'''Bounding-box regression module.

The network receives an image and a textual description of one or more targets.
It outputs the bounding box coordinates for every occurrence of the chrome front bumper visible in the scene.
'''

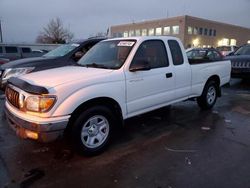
[5,105,70,142]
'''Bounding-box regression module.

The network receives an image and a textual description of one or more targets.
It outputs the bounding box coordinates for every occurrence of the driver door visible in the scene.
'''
[125,40,175,116]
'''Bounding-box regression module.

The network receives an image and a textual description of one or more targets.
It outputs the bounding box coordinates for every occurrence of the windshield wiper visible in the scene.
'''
[82,63,109,69]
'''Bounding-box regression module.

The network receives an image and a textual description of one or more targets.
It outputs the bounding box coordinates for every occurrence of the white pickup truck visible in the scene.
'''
[5,36,231,155]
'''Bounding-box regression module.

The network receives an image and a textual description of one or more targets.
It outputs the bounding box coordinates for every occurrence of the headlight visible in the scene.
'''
[2,67,35,81]
[25,95,56,112]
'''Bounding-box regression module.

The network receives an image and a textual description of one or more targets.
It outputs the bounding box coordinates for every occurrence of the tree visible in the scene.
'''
[89,31,108,38]
[94,32,107,37]
[36,17,74,44]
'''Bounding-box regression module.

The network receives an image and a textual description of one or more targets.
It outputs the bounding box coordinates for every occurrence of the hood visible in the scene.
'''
[20,66,114,89]
[0,56,56,69]
[224,55,250,62]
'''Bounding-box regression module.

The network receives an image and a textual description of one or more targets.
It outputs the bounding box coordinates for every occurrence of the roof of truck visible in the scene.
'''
[107,36,179,41]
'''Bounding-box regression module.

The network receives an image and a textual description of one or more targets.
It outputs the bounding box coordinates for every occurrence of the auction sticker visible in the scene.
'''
[118,41,135,47]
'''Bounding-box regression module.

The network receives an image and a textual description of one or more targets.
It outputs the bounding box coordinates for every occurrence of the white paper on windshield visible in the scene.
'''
[71,43,80,47]
[117,41,135,47]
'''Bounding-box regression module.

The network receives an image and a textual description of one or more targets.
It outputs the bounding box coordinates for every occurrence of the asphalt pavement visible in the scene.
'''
[0,79,250,188]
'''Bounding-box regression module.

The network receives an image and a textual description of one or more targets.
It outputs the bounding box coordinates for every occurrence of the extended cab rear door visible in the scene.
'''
[125,39,175,117]
[168,40,191,100]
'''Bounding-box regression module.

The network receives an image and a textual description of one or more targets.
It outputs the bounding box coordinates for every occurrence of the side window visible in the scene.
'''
[21,47,31,53]
[81,42,95,54]
[213,51,222,60]
[207,51,214,60]
[0,46,2,53]
[75,42,97,58]
[5,46,18,53]
[131,40,169,69]
[168,40,184,65]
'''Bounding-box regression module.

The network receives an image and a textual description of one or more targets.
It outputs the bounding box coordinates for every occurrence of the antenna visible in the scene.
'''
[183,3,187,15]
[0,19,3,43]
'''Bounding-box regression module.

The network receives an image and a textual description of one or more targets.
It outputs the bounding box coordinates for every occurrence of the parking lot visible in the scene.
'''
[0,79,250,188]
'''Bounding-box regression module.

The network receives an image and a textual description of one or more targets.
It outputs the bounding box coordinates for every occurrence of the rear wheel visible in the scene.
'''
[71,106,115,155]
[197,80,218,110]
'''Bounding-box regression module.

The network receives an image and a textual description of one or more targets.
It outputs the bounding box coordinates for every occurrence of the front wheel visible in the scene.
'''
[197,80,218,110]
[71,106,115,155]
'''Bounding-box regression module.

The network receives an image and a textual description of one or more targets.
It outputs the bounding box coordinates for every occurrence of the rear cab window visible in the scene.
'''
[168,40,184,65]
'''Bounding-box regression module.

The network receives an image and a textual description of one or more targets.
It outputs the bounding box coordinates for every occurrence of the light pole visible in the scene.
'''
[0,19,3,43]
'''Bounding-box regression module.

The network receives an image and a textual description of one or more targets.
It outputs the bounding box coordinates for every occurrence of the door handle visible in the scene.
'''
[165,73,173,78]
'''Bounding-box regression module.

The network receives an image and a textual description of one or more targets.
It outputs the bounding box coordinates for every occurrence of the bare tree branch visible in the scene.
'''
[36,17,74,44]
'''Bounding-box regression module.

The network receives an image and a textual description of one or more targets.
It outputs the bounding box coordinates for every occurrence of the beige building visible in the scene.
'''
[110,15,250,48]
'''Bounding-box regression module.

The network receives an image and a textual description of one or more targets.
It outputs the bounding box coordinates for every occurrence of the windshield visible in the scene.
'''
[234,45,250,55]
[187,50,207,59]
[77,40,136,69]
[43,43,80,57]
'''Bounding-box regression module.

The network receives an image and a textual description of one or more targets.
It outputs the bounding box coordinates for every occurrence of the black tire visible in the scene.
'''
[197,80,218,110]
[71,106,115,156]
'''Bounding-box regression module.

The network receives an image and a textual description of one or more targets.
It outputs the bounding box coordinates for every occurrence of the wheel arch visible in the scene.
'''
[204,75,221,97]
[66,97,124,132]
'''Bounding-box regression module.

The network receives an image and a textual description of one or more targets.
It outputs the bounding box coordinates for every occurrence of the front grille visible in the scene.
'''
[6,86,20,109]
[232,61,250,68]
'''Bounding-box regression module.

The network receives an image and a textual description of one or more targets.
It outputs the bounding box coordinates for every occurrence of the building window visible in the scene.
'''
[204,28,208,36]
[123,31,128,37]
[129,30,135,37]
[213,29,216,36]
[155,27,162,35]
[135,29,141,36]
[193,27,198,35]
[209,29,213,36]
[163,26,170,35]
[172,26,179,35]
[192,38,199,47]
[222,38,229,46]
[230,39,237,46]
[141,29,147,36]
[188,26,192,35]
[115,33,123,37]
[199,28,203,35]
[148,28,155,36]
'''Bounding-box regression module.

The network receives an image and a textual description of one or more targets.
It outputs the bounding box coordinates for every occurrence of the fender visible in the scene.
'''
[51,81,127,119]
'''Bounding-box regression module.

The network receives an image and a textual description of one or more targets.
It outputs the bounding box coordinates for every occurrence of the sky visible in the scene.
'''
[0,0,250,43]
